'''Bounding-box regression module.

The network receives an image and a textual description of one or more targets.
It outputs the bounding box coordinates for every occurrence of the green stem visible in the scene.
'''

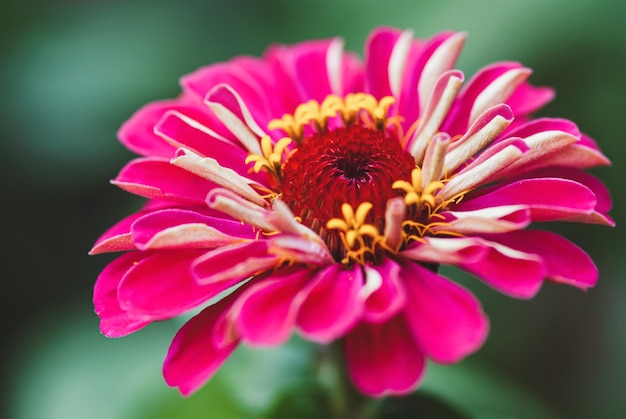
[317,341,381,419]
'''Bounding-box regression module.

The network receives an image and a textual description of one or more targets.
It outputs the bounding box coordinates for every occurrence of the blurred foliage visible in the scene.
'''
[2,0,625,418]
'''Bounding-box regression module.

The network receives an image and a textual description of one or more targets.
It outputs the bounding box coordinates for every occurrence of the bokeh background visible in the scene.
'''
[2,0,624,418]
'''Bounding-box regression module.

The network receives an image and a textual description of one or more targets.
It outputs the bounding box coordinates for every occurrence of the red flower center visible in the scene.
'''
[281,125,415,228]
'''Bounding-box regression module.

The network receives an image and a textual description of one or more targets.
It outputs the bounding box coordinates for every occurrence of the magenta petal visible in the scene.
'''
[365,28,403,99]
[297,264,363,343]
[234,269,311,346]
[516,166,613,225]
[154,111,265,181]
[345,316,425,397]
[131,208,254,250]
[292,39,337,101]
[459,238,545,298]
[506,82,554,116]
[191,240,277,285]
[362,260,407,323]
[163,297,239,396]
[118,250,222,319]
[402,262,489,364]
[93,252,151,337]
[112,157,216,205]
[457,178,597,221]
[488,230,598,290]
[90,211,145,254]
[181,61,272,132]
[117,100,181,158]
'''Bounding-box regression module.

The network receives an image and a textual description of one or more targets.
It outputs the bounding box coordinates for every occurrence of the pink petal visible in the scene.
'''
[506,166,613,225]
[365,28,403,99]
[439,205,531,234]
[345,316,426,397]
[155,111,266,182]
[459,238,546,299]
[443,62,526,135]
[396,31,463,128]
[292,39,339,101]
[506,81,554,116]
[401,237,487,265]
[112,157,216,205]
[296,264,363,342]
[90,211,145,255]
[205,84,266,154]
[234,268,312,346]
[487,230,598,290]
[456,178,597,221]
[191,240,278,285]
[117,100,182,158]
[181,61,272,134]
[416,32,466,112]
[93,252,151,337]
[118,249,224,319]
[163,296,239,396]
[445,104,514,172]
[402,262,489,364]
[362,260,407,323]
[131,208,255,250]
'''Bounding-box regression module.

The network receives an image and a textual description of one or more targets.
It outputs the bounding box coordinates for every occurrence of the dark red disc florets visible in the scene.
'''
[281,125,415,227]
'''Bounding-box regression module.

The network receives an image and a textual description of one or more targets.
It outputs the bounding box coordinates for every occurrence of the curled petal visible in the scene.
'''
[90,211,145,254]
[112,157,215,205]
[192,240,277,285]
[207,188,274,231]
[457,178,597,222]
[439,205,531,234]
[205,84,265,155]
[362,260,407,323]
[445,104,514,172]
[440,142,527,199]
[131,208,254,250]
[401,237,487,265]
[171,148,266,206]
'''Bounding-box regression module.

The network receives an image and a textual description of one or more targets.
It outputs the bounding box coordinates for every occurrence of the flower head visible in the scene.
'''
[92,28,613,397]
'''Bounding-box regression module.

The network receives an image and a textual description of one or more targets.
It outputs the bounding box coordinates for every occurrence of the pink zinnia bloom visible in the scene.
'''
[92,28,613,397]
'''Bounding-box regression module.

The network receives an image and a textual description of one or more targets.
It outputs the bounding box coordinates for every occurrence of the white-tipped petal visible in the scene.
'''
[388,30,414,98]
[205,84,264,155]
[383,197,406,250]
[408,70,464,163]
[418,32,467,111]
[360,266,383,300]
[207,189,275,231]
[445,104,514,172]
[440,143,524,199]
[421,132,450,187]
[469,68,530,123]
[172,148,266,206]
[327,37,345,95]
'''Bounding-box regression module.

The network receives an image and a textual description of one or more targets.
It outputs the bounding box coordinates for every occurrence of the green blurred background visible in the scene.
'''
[2,0,624,417]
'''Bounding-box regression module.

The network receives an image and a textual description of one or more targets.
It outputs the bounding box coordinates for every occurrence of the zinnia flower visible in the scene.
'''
[92,27,613,397]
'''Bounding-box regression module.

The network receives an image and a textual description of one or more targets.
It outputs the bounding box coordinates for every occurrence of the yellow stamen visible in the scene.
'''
[392,167,446,214]
[245,136,293,182]
[268,94,396,143]
[326,202,386,265]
